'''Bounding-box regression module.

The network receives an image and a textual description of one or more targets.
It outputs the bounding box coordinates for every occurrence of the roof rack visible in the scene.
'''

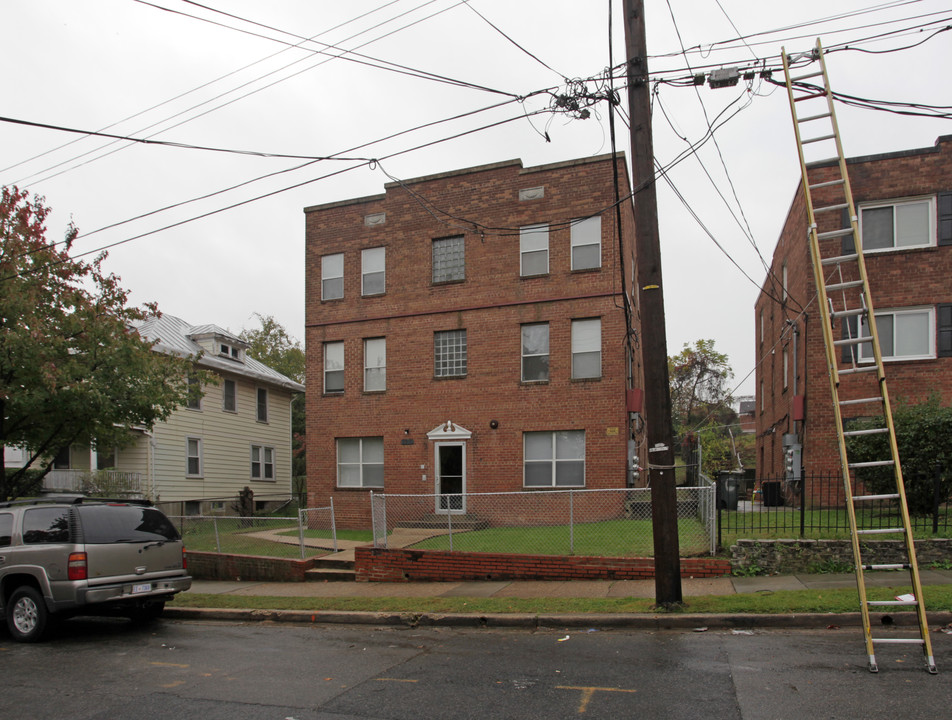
[0,495,153,508]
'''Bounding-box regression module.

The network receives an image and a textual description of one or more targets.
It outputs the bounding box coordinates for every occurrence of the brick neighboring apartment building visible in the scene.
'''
[756,135,952,492]
[303,154,643,527]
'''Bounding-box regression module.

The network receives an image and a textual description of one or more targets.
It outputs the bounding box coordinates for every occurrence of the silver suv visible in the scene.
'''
[0,497,191,642]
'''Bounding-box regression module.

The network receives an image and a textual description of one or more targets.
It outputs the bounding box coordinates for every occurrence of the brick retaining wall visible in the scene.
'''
[187,550,317,582]
[354,547,731,582]
[731,538,952,574]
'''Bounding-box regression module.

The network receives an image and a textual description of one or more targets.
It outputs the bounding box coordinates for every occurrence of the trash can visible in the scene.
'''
[717,472,740,510]
[761,480,783,507]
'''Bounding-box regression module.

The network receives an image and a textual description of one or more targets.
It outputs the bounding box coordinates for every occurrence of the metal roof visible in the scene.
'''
[134,314,304,393]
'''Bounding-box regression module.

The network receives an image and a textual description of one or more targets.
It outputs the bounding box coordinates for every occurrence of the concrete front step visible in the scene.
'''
[305,567,356,582]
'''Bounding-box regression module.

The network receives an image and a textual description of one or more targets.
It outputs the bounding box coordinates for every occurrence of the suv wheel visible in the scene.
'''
[6,586,49,643]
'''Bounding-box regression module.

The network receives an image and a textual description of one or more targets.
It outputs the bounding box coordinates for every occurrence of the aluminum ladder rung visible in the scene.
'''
[849,460,894,469]
[798,110,833,124]
[802,133,836,145]
[831,307,866,319]
[833,335,869,347]
[856,527,904,535]
[818,229,854,242]
[863,563,909,571]
[838,365,878,376]
[825,279,864,292]
[868,599,919,607]
[839,396,883,407]
[843,427,888,437]
[814,202,849,214]
[852,493,900,502]
[871,638,925,645]
[809,178,843,189]
[791,69,824,82]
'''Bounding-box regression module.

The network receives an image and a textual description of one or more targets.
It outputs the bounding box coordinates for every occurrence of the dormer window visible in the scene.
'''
[219,342,243,361]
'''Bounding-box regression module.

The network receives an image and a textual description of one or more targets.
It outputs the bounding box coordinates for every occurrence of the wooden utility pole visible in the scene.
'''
[622,0,682,605]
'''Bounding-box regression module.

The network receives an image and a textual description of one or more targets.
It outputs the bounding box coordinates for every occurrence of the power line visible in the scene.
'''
[0,115,375,161]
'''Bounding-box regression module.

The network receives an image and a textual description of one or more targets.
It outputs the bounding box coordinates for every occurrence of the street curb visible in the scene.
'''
[165,607,952,630]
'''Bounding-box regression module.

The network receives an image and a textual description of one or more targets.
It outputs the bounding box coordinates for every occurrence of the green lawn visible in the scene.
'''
[173,583,952,615]
[406,518,711,557]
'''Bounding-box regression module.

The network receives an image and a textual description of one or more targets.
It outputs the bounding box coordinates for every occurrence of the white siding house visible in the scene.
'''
[30,315,304,508]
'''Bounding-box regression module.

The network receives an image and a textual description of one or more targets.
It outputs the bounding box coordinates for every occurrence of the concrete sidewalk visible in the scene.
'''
[186,568,952,601]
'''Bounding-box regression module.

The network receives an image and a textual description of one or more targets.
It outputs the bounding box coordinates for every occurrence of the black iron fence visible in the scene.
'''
[716,472,951,547]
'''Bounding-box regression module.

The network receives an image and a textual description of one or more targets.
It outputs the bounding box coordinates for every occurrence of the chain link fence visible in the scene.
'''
[371,484,716,557]
[169,502,338,559]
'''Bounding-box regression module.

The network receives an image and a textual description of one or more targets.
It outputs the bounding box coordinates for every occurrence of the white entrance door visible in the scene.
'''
[435,442,465,514]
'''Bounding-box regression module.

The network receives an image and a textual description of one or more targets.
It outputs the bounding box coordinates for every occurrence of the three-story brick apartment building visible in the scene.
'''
[304,154,644,527]
[756,135,952,497]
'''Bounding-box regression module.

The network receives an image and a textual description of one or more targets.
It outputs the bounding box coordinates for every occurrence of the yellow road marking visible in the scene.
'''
[556,686,638,714]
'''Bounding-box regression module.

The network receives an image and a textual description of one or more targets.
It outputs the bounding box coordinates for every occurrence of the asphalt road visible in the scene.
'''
[1,616,949,719]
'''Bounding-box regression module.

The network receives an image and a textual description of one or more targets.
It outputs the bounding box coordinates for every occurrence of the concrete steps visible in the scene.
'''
[305,556,356,582]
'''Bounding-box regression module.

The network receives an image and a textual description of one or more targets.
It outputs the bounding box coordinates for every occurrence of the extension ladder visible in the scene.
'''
[781,39,936,674]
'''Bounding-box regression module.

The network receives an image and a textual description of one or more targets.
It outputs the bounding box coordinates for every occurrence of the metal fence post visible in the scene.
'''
[448,499,453,552]
[212,516,221,554]
[569,489,575,554]
[298,509,306,560]
[330,496,338,552]
[799,473,806,537]
[370,491,377,548]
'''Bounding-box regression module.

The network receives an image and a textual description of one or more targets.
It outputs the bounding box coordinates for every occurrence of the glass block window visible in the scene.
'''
[435,329,467,377]
[432,236,465,283]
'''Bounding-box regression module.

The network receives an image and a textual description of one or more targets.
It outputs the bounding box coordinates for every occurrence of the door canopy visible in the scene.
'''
[427,420,472,441]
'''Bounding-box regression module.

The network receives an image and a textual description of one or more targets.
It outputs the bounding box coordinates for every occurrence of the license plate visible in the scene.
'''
[132,583,152,594]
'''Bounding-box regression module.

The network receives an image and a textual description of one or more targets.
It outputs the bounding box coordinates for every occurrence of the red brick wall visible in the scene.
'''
[756,136,952,489]
[354,546,731,582]
[186,551,316,582]
[304,155,642,528]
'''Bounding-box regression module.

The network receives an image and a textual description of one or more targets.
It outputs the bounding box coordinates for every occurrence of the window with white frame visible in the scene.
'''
[322,253,344,300]
[524,430,585,487]
[364,337,386,391]
[521,323,549,382]
[256,387,268,422]
[435,329,467,377]
[858,307,935,362]
[186,437,202,477]
[362,246,385,296]
[223,379,237,412]
[432,236,465,283]
[251,444,275,481]
[324,341,345,393]
[571,318,601,379]
[571,216,601,270]
[520,224,549,276]
[337,437,383,488]
[860,197,934,251]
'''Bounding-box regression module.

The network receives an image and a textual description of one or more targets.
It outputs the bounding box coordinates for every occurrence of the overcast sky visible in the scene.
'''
[3,0,950,396]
